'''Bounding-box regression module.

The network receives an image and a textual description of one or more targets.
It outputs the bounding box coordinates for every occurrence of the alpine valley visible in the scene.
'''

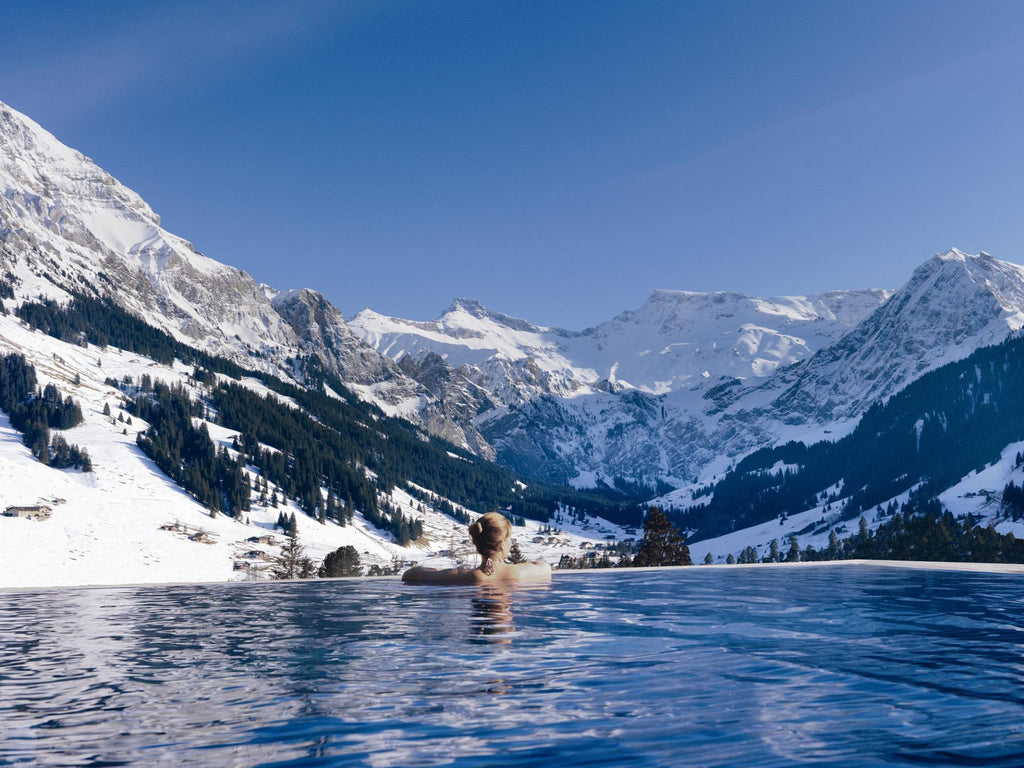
[3,100,1024,588]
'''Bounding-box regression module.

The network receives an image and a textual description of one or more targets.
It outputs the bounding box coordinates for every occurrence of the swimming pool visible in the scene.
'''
[2,565,1023,766]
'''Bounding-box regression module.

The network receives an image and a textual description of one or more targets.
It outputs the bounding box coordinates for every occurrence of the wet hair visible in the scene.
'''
[468,513,512,574]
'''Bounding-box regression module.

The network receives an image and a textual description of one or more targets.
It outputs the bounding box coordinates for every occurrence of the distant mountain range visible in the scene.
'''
[4,98,1024,584]
[352,249,1024,496]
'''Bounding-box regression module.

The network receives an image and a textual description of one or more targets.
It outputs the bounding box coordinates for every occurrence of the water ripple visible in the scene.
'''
[3,568,1024,766]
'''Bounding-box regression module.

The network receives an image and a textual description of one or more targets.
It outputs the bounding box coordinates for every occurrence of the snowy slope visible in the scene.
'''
[0,100,493,452]
[688,440,1024,566]
[765,250,1024,423]
[352,289,889,400]
[360,250,1024,492]
[0,311,627,588]
[352,289,891,488]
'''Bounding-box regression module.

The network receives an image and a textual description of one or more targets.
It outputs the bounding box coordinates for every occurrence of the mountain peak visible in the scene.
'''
[927,248,999,271]
[442,298,546,334]
[936,247,969,261]
[909,249,1024,304]
[446,297,489,317]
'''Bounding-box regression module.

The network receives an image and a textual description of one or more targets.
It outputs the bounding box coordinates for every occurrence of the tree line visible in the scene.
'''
[17,291,642,533]
[672,334,1024,543]
[0,352,91,470]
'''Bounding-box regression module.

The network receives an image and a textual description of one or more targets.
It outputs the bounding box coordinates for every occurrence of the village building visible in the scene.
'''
[3,505,52,521]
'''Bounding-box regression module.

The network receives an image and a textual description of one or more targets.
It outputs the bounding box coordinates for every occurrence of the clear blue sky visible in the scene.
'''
[3,1,1024,329]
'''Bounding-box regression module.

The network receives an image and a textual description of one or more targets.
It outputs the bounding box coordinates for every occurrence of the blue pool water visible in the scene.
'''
[2,566,1024,767]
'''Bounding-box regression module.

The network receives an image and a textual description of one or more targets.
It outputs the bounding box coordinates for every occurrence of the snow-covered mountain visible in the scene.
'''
[765,249,1024,423]
[9,98,1024,495]
[353,289,890,400]
[0,100,494,452]
[5,100,1024,585]
[352,289,896,486]
[355,250,1024,492]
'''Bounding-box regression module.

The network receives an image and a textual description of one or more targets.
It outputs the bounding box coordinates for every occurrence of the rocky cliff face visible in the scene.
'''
[352,286,895,488]
[355,252,1024,491]
[764,250,1024,423]
[0,102,296,361]
[0,101,477,438]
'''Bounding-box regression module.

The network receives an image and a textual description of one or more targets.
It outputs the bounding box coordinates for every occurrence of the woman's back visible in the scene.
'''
[402,512,551,586]
[401,560,550,586]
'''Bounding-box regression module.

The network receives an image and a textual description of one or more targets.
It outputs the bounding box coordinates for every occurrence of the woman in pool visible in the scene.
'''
[402,512,551,585]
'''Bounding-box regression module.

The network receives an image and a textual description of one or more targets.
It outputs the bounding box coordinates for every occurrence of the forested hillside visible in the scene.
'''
[14,293,645,534]
[675,334,1024,541]
[0,351,90,470]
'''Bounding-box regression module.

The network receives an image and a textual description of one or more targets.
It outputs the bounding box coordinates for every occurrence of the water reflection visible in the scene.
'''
[469,586,515,646]
[3,569,1024,766]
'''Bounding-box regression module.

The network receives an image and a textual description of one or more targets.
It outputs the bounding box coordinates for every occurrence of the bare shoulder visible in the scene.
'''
[511,560,552,583]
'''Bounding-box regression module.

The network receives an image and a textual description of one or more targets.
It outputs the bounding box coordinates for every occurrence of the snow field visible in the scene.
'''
[0,312,635,588]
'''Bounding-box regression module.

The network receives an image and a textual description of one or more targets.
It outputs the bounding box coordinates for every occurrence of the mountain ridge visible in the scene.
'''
[7,100,1024,494]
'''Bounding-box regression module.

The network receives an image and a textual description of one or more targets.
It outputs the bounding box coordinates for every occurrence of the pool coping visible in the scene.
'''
[2,558,1023,592]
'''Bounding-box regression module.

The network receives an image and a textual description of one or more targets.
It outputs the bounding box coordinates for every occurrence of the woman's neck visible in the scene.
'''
[480,554,511,575]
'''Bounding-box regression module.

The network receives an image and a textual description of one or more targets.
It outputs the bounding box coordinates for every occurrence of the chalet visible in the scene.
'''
[3,505,51,521]
[233,561,251,571]
[246,535,277,545]
[189,531,213,544]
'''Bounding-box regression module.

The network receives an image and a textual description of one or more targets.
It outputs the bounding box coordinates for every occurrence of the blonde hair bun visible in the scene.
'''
[468,512,512,558]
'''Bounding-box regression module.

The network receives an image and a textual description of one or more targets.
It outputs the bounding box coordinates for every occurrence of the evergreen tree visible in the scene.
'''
[632,507,691,567]
[318,545,362,577]
[827,530,842,559]
[272,529,316,579]
[557,553,578,569]
[507,540,526,564]
[786,535,801,562]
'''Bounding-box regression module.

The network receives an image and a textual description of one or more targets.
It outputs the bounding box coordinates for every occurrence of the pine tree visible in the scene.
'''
[318,545,362,577]
[272,529,316,579]
[507,540,526,564]
[827,530,842,559]
[786,535,800,562]
[632,507,691,567]
[703,552,713,565]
